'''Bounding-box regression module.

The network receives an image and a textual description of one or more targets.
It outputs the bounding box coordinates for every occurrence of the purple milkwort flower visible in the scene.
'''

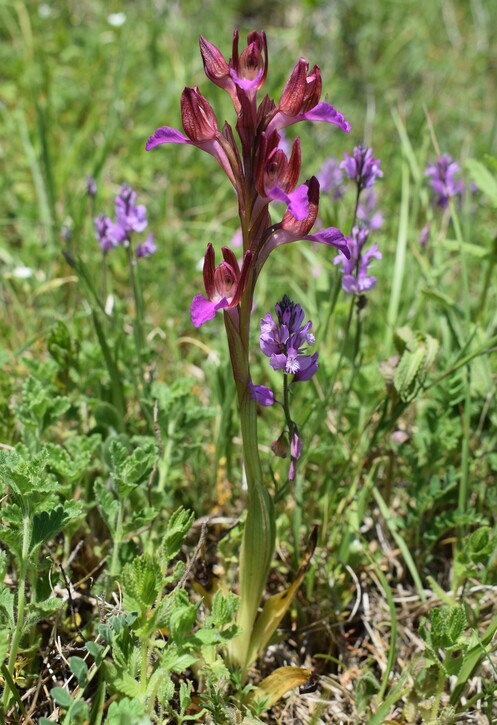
[94,184,155,258]
[250,295,318,406]
[425,154,464,208]
[94,214,124,252]
[357,188,383,230]
[317,157,344,199]
[115,184,148,238]
[334,225,382,294]
[341,145,383,190]
[248,383,275,407]
[136,233,157,258]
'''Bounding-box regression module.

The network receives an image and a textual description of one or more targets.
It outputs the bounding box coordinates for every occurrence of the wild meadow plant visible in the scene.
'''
[146,28,351,681]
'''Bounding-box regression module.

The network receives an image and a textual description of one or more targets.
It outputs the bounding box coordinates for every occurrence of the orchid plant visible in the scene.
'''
[147,29,350,678]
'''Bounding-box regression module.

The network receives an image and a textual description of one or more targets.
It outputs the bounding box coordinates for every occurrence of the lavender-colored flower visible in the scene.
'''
[248,383,275,407]
[95,185,156,258]
[115,184,148,237]
[94,214,124,252]
[357,188,383,230]
[425,154,464,208]
[341,145,383,190]
[317,157,344,199]
[136,233,157,258]
[334,225,382,294]
[257,295,318,385]
[250,296,318,405]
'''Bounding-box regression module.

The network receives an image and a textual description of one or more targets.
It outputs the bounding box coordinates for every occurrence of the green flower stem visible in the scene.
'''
[386,152,410,351]
[126,242,145,366]
[449,201,471,526]
[3,514,30,710]
[224,297,275,676]
[282,373,294,435]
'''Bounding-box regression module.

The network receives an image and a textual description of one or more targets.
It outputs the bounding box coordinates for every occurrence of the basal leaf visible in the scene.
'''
[248,666,312,712]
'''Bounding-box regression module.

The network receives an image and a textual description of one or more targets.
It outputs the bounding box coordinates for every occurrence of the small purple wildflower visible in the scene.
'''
[341,145,383,190]
[136,233,157,258]
[425,154,464,208]
[94,214,124,252]
[357,188,383,230]
[261,295,318,380]
[317,157,344,199]
[248,383,275,407]
[334,225,382,294]
[94,184,155,259]
[250,295,318,407]
[115,184,148,238]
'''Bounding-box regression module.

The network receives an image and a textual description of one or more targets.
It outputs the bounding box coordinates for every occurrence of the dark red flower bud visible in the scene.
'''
[181,87,219,143]
[199,36,230,82]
